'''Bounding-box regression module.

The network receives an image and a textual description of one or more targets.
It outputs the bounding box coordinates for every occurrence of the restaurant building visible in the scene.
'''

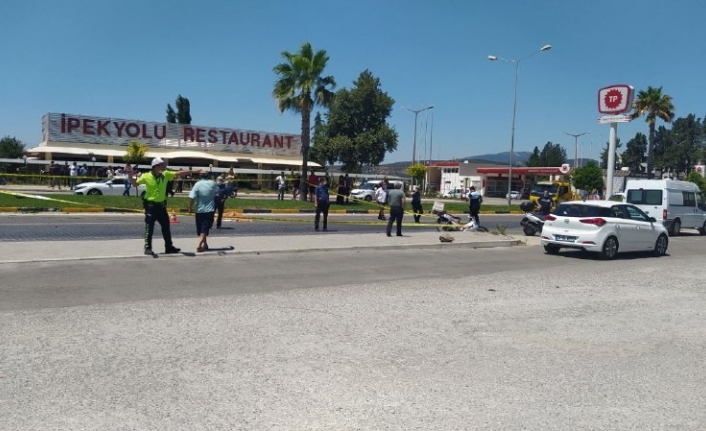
[26,113,319,173]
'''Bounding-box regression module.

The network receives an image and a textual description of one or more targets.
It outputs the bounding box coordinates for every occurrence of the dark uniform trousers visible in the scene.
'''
[315,202,329,230]
[143,200,174,250]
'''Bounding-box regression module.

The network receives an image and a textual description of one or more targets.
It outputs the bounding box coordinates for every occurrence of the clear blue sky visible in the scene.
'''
[2,0,705,164]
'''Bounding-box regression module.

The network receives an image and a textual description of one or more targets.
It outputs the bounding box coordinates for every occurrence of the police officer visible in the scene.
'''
[127,158,195,255]
[538,189,554,216]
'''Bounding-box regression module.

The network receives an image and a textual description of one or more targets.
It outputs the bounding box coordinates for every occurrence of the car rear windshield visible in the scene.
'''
[554,204,610,218]
[626,189,662,205]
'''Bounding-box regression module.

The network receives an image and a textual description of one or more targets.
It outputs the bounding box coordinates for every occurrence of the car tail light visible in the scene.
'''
[545,214,556,221]
[662,209,668,220]
[580,217,607,227]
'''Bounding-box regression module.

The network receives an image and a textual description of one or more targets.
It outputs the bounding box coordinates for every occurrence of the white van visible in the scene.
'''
[624,179,706,236]
[350,180,404,202]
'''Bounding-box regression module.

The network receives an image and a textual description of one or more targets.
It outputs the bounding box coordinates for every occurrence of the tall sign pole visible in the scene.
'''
[597,85,634,199]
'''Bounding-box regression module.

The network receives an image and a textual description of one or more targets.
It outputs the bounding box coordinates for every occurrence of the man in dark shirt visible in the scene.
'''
[314,176,330,231]
[386,183,406,237]
[214,176,228,229]
[538,190,554,215]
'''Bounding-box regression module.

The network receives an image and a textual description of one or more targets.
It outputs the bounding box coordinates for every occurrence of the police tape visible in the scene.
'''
[0,189,460,228]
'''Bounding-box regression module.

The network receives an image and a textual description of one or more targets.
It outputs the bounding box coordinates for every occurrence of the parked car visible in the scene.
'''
[442,187,467,199]
[506,190,522,200]
[74,176,145,196]
[540,200,669,260]
[350,180,404,202]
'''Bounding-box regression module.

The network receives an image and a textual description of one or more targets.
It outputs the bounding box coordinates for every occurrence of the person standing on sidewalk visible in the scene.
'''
[411,185,423,223]
[375,184,387,220]
[314,176,330,231]
[468,186,483,226]
[188,171,218,252]
[386,183,406,237]
[214,175,228,229]
[276,171,287,201]
[126,158,194,256]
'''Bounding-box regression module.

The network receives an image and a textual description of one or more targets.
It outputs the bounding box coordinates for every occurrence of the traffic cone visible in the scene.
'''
[169,213,179,224]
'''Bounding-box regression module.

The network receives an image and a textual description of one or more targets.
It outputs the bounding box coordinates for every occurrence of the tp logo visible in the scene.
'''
[598,85,634,114]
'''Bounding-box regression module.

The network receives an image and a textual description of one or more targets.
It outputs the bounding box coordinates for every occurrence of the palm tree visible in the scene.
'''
[631,86,675,178]
[272,42,336,200]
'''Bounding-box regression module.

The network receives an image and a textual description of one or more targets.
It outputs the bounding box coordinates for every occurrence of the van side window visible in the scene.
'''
[626,189,662,205]
[683,191,696,207]
[698,193,706,211]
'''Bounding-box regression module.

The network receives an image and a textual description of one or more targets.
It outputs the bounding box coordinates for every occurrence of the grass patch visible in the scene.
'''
[0,192,522,213]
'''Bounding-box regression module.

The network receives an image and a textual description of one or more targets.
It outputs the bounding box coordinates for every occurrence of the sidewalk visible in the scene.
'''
[0,231,534,264]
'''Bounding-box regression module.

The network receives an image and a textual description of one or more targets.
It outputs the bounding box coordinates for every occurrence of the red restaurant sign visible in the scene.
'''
[42,113,301,157]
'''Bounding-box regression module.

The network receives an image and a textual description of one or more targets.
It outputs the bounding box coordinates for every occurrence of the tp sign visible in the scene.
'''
[560,164,571,174]
[598,85,634,114]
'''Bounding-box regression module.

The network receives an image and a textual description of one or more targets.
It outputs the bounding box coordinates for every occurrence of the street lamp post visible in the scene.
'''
[91,156,96,176]
[488,44,552,205]
[564,131,591,170]
[403,105,434,168]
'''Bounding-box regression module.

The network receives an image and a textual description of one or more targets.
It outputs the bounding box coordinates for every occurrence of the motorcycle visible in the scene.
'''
[227,181,238,198]
[519,201,546,236]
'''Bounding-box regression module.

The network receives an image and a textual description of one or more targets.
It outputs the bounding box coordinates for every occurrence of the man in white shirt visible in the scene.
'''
[69,162,78,190]
[275,171,287,201]
[375,185,387,220]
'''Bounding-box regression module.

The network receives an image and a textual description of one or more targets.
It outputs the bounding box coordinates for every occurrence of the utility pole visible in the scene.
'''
[564,131,591,169]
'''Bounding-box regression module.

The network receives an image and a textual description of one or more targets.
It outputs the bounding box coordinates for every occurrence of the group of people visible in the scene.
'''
[126,158,232,255]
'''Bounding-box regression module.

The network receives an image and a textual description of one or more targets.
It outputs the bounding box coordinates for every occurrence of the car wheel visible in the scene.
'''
[87,189,102,196]
[670,219,681,236]
[543,244,560,254]
[699,220,706,236]
[652,233,668,257]
[364,195,372,202]
[600,236,619,260]
[522,225,536,236]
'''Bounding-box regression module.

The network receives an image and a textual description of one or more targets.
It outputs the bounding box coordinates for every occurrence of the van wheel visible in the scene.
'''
[543,244,560,254]
[600,236,619,260]
[670,219,681,236]
[652,234,668,256]
[699,221,706,235]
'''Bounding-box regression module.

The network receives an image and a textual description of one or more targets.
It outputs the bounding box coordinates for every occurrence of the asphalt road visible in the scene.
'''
[2,238,706,430]
[0,213,524,241]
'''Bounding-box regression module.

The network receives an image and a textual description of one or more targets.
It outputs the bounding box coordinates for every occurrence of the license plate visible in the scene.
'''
[554,235,578,242]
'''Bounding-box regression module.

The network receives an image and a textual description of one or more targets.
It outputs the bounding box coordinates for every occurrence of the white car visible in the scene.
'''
[506,190,522,200]
[540,200,669,260]
[74,176,145,197]
[442,187,467,198]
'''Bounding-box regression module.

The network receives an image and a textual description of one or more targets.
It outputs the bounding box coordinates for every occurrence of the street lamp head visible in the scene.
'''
[426,105,434,110]
[540,44,552,52]
[487,55,498,61]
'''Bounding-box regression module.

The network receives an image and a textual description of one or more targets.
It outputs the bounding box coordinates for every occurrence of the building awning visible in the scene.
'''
[248,157,320,167]
[477,167,565,175]
[26,146,127,157]
[25,144,324,168]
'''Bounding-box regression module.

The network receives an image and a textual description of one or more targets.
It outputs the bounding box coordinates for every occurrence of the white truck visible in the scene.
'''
[624,179,706,236]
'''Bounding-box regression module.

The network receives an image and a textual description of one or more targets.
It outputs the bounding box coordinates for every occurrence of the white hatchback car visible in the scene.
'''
[540,200,669,260]
[74,176,145,197]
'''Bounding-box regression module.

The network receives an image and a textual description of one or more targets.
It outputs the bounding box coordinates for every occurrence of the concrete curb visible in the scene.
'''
[0,238,523,264]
